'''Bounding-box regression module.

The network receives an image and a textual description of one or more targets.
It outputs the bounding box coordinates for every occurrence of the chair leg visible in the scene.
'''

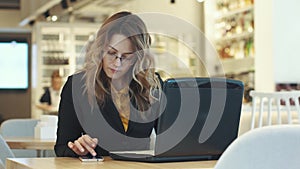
[251,97,257,129]
[276,99,281,124]
[294,97,300,124]
[285,98,292,124]
[267,98,273,126]
[258,97,264,128]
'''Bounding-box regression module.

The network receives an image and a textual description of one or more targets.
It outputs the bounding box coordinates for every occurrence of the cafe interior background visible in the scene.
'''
[0,0,299,126]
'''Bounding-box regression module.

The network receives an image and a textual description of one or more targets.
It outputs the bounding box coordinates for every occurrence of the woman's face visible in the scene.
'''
[51,77,62,91]
[103,34,136,81]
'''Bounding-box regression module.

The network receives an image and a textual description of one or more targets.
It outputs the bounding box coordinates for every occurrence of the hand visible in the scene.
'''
[68,134,98,156]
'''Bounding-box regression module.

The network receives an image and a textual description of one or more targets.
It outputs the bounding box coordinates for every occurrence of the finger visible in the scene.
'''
[68,141,85,155]
[68,141,74,149]
[74,140,86,154]
[82,135,98,148]
[80,135,97,156]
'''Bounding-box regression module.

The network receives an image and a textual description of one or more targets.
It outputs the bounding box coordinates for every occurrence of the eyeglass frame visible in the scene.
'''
[103,46,137,65]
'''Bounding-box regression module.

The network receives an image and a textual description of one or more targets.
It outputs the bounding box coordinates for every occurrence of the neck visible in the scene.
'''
[111,79,129,91]
[109,71,132,91]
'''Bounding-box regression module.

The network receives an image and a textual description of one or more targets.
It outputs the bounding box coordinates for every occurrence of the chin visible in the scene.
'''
[106,72,121,80]
[111,74,123,80]
[104,68,127,80]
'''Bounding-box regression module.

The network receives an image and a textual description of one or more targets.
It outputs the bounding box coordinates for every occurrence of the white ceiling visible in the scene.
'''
[69,0,132,22]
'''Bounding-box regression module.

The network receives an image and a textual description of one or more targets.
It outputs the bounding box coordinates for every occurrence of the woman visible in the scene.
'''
[37,70,62,113]
[54,11,162,157]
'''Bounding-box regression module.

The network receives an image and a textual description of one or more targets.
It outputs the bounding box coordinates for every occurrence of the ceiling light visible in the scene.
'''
[51,15,58,22]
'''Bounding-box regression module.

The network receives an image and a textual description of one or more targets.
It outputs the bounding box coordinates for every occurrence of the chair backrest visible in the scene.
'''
[0,118,57,158]
[0,134,15,168]
[214,125,300,169]
[0,118,39,137]
[0,118,40,158]
[0,160,4,169]
[249,91,300,129]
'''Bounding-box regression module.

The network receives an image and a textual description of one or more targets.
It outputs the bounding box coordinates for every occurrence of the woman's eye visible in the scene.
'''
[120,56,127,60]
[107,51,116,55]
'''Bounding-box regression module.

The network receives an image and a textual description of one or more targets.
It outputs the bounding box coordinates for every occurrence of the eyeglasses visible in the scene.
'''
[105,48,136,65]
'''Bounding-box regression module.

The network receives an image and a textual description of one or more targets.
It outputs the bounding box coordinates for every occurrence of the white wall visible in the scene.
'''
[0,10,21,28]
[273,0,300,83]
[0,9,31,32]
[255,0,300,91]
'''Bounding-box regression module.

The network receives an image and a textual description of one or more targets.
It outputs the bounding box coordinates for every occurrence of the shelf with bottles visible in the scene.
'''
[74,41,87,71]
[40,41,69,53]
[73,29,97,71]
[215,31,253,43]
[41,66,70,79]
[215,3,254,20]
[42,54,70,65]
[204,0,255,62]
[74,42,87,67]
[31,23,100,118]
[214,9,254,42]
[221,56,254,75]
[150,33,203,78]
[215,0,253,15]
[216,36,254,60]
[213,0,254,60]
[204,0,255,101]
[40,33,72,67]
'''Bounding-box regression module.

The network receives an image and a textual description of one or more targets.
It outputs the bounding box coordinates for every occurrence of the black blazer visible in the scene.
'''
[40,87,51,105]
[55,72,161,157]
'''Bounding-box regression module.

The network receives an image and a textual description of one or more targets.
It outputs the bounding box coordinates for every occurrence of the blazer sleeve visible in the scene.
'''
[54,76,84,157]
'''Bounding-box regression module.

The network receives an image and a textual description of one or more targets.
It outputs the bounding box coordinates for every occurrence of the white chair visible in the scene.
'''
[249,91,300,129]
[0,118,39,137]
[214,125,300,169]
[0,118,39,157]
[0,134,15,169]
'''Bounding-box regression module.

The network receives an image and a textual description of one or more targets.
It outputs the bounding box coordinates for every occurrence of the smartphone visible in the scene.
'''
[79,155,104,162]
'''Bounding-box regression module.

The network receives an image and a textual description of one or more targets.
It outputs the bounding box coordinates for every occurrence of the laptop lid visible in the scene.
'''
[154,77,244,159]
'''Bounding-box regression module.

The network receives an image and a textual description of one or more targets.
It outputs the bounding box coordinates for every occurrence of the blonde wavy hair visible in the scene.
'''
[82,11,160,112]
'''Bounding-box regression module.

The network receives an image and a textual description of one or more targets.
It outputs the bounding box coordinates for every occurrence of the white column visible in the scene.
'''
[254,0,275,91]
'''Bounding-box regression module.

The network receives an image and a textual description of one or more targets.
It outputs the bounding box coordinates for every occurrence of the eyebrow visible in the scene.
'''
[108,45,134,55]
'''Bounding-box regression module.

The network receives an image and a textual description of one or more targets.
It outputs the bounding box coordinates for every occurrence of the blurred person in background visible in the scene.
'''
[36,70,63,114]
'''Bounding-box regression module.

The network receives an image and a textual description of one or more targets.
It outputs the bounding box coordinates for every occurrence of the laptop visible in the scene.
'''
[110,77,244,162]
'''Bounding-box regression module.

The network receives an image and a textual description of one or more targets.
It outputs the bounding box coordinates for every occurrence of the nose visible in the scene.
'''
[113,54,122,67]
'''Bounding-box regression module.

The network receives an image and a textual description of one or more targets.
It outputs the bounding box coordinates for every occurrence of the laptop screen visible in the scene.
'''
[155,77,244,158]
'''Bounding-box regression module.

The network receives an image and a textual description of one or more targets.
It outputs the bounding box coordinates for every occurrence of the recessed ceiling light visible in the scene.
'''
[51,15,58,22]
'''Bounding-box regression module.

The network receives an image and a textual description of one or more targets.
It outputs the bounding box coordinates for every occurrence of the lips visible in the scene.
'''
[110,68,120,74]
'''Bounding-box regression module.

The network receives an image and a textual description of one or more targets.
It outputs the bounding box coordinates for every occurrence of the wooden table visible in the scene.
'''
[4,137,56,157]
[6,157,217,169]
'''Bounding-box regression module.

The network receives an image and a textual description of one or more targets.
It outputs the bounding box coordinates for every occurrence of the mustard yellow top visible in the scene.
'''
[111,86,130,132]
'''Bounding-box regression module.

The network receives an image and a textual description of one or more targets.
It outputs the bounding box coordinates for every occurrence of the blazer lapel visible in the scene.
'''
[125,96,138,134]
[101,97,126,134]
